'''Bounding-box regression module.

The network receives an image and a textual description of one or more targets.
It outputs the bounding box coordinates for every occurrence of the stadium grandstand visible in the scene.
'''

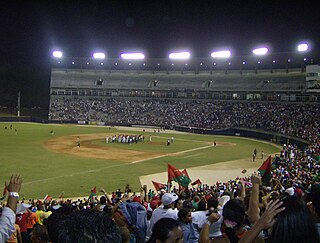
[48,53,320,146]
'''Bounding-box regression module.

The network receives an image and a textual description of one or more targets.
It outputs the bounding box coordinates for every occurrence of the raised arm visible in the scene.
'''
[247,174,261,224]
[0,174,23,242]
[239,199,285,243]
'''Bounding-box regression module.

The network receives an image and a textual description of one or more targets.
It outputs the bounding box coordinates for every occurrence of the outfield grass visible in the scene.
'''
[0,122,280,199]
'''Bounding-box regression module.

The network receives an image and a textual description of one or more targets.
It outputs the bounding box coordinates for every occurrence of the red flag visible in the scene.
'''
[258,156,272,185]
[89,186,97,199]
[258,156,272,174]
[91,186,96,194]
[191,179,202,186]
[43,194,52,202]
[152,181,167,191]
[168,164,183,182]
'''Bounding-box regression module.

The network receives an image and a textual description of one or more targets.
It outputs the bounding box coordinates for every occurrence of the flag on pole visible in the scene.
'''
[168,164,191,188]
[43,194,52,202]
[258,156,272,185]
[89,186,96,199]
[152,181,167,191]
[191,179,202,186]
[58,192,64,199]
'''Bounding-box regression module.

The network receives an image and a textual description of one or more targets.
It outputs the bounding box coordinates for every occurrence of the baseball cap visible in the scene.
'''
[161,193,179,206]
[285,187,294,196]
[16,203,32,214]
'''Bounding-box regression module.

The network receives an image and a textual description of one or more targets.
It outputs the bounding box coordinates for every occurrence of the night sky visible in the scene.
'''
[0,1,319,107]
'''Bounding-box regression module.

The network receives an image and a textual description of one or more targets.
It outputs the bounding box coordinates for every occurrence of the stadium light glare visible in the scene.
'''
[297,43,308,52]
[211,50,231,58]
[168,51,190,60]
[52,51,63,58]
[120,53,145,60]
[93,52,105,59]
[252,47,268,55]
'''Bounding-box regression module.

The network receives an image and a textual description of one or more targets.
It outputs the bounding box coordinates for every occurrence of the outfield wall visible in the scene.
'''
[174,126,309,148]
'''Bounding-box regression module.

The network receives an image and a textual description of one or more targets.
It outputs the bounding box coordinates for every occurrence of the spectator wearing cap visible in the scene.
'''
[146,193,179,240]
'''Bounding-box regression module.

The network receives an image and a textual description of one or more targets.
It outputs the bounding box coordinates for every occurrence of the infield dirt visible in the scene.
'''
[43,132,268,190]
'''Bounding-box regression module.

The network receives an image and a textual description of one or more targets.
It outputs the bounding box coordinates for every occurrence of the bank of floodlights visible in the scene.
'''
[52,51,63,58]
[169,51,190,60]
[211,50,231,58]
[120,52,145,60]
[93,52,106,59]
[252,47,269,56]
[297,43,308,52]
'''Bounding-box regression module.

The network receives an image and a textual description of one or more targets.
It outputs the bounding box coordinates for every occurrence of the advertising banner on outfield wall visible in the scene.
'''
[88,121,105,126]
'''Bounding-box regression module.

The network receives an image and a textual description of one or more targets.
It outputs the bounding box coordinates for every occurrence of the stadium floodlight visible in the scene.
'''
[297,43,308,52]
[120,52,145,60]
[93,52,105,59]
[211,50,231,58]
[52,51,63,58]
[169,51,190,60]
[252,47,268,55]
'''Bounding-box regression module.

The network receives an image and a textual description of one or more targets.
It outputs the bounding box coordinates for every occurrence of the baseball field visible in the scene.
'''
[0,122,280,199]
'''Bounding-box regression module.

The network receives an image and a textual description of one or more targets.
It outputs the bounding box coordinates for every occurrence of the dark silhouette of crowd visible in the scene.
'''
[49,98,319,142]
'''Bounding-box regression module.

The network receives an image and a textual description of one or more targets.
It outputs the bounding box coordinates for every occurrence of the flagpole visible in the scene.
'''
[17,91,21,117]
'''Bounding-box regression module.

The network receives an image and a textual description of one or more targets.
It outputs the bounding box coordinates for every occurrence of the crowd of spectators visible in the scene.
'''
[49,97,319,142]
[1,139,319,242]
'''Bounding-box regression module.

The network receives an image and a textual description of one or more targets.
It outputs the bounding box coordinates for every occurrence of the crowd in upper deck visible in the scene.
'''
[49,97,319,142]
